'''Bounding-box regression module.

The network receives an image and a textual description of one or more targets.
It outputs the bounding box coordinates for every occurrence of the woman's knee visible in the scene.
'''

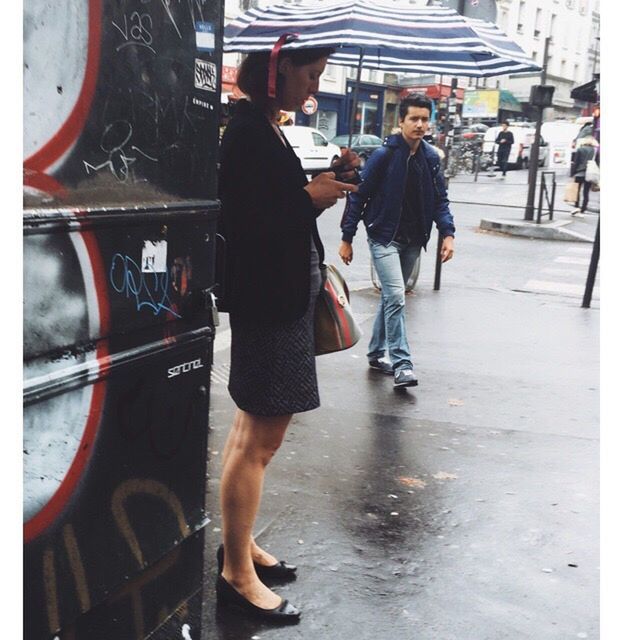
[231,411,291,465]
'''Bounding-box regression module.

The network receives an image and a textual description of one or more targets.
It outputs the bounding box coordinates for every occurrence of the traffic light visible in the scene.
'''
[529,85,555,107]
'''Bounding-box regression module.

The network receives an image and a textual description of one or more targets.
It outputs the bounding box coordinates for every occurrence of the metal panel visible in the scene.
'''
[23,1,223,638]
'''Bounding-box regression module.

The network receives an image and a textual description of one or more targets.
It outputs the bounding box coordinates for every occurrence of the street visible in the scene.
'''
[202,169,599,639]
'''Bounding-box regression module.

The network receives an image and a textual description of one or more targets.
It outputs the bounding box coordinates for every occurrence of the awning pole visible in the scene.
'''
[348,47,365,148]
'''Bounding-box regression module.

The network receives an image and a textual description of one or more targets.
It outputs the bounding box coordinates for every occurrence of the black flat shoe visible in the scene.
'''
[217,544,297,582]
[215,575,301,624]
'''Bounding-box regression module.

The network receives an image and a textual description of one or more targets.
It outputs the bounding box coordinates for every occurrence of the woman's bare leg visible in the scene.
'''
[219,408,292,608]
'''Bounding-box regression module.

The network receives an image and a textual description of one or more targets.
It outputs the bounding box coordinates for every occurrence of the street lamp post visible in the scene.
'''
[524,36,552,221]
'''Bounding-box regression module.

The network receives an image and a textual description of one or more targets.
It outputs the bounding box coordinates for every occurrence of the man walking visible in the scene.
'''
[495,121,514,177]
[338,93,455,388]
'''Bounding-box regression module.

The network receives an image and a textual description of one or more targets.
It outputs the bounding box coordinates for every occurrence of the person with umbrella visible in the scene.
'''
[216,42,359,623]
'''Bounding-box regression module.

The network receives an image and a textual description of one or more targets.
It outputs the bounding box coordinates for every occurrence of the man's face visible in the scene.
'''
[399,106,431,144]
[502,124,508,131]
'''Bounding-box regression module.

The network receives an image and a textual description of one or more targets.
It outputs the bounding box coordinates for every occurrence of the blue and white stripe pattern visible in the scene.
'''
[224,0,540,78]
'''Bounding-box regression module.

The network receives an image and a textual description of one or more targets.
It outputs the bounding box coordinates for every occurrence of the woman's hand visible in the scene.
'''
[331,148,361,182]
[304,172,358,210]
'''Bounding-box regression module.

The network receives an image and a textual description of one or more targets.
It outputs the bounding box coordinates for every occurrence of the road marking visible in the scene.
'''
[211,363,230,385]
[554,256,590,265]
[566,247,592,254]
[525,279,599,297]
[541,267,594,277]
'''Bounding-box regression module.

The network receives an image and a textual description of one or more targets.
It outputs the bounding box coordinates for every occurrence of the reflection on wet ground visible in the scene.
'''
[202,293,598,639]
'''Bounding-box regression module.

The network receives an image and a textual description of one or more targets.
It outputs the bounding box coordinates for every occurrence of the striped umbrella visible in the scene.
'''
[224,0,540,78]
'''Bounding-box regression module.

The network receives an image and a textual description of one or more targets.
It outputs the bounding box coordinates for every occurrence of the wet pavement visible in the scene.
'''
[201,170,599,639]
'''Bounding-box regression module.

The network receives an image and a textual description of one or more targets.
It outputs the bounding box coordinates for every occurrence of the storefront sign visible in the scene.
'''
[222,65,238,84]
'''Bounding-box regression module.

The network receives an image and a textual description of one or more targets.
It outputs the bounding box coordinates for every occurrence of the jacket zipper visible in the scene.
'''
[387,153,411,246]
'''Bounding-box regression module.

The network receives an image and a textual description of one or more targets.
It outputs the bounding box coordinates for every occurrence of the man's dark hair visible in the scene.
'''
[502,120,510,126]
[399,93,433,121]
[237,47,334,106]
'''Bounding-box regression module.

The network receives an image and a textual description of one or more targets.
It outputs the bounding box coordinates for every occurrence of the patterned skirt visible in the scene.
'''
[228,242,322,417]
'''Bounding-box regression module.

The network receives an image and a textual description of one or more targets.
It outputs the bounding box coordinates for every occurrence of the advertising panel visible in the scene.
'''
[463,89,500,119]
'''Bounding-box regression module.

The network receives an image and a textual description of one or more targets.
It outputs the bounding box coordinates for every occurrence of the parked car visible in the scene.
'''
[330,133,384,165]
[481,124,548,169]
[280,126,341,172]
[461,123,489,141]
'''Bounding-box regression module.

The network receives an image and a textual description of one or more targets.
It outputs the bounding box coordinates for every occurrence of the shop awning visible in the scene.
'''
[571,79,599,103]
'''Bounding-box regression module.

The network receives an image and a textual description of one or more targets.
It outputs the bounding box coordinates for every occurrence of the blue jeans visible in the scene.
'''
[367,239,422,371]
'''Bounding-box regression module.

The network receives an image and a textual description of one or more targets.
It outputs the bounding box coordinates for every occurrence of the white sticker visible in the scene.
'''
[141,240,167,273]
[194,59,217,93]
[195,21,215,51]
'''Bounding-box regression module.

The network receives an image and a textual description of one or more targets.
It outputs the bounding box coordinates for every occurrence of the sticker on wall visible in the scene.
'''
[141,240,168,273]
[195,21,215,52]
[194,59,217,93]
[192,96,215,111]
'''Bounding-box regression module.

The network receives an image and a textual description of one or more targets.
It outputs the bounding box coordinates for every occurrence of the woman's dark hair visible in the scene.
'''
[237,47,334,105]
[399,92,433,120]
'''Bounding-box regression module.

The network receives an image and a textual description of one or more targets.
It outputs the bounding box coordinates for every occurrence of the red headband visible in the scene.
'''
[268,33,299,99]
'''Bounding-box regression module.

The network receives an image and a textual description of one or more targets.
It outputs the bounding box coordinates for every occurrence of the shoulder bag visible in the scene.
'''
[314,264,361,356]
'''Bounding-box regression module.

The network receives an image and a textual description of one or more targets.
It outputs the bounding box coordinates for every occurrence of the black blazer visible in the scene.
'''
[219,100,325,323]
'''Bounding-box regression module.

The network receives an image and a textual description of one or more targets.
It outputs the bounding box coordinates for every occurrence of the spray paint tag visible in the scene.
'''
[195,21,215,51]
[141,240,167,273]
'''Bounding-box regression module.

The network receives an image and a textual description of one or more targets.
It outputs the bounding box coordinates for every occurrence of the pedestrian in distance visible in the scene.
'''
[495,121,514,177]
[217,46,359,624]
[338,93,455,389]
[570,135,598,217]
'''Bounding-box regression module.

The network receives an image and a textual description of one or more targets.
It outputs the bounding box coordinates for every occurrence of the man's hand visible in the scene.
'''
[338,240,353,266]
[304,172,358,210]
[440,236,454,263]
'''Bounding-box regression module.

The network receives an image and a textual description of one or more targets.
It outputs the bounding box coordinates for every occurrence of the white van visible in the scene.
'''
[481,124,548,169]
[281,126,341,172]
[541,121,583,168]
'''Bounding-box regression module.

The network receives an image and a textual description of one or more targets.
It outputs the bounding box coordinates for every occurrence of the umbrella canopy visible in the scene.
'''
[224,0,540,78]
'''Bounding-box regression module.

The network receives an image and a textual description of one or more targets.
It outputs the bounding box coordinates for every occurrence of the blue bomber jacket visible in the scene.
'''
[340,134,455,247]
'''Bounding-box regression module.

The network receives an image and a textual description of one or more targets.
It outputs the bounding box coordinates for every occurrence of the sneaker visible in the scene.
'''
[394,368,418,388]
[368,358,394,375]
[570,208,581,215]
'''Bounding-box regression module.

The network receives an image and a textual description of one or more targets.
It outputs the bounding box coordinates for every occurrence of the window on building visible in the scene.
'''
[517,0,525,33]
[574,63,580,81]
[534,8,542,38]
[532,51,538,63]
[500,10,508,30]
[560,59,566,77]
[550,14,557,39]
[324,64,336,80]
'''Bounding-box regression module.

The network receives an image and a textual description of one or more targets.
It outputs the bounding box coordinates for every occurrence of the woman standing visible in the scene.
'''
[571,135,599,216]
[216,46,358,623]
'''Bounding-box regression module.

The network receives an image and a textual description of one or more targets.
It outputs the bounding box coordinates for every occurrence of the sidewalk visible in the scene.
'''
[449,168,600,243]
[201,179,599,639]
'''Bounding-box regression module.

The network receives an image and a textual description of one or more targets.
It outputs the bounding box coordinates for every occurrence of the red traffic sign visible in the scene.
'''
[301,96,318,115]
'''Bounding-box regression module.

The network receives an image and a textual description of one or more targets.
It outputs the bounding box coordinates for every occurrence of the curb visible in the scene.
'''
[479,218,594,243]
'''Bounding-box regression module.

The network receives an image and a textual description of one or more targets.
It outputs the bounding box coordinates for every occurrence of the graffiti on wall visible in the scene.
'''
[23,0,220,637]
[32,478,204,640]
